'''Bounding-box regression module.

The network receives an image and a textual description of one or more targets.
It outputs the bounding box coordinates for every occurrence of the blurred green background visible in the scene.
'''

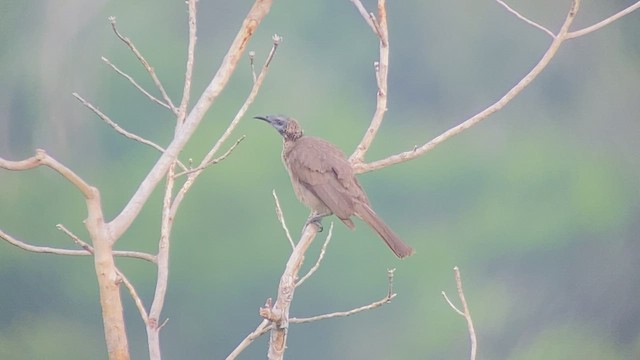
[1,0,639,359]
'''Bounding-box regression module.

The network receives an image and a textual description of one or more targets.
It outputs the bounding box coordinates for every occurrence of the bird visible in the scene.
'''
[255,114,414,258]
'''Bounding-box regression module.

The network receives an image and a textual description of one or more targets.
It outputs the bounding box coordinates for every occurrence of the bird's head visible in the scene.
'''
[254,114,303,140]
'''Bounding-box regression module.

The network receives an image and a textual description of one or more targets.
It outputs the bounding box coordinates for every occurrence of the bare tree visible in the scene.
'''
[1,0,638,359]
[1,1,275,359]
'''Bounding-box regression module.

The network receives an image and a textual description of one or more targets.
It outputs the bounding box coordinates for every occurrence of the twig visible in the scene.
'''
[495,0,555,38]
[249,51,257,83]
[350,0,378,35]
[349,0,390,164]
[567,1,640,39]
[173,136,246,177]
[72,93,188,171]
[441,291,464,316]
[167,34,281,222]
[226,320,271,360]
[147,162,177,359]
[177,0,198,124]
[101,57,172,110]
[354,0,582,174]
[115,267,149,324]
[442,267,477,360]
[199,33,281,169]
[263,224,319,359]
[108,16,178,115]
[56,224,157,263]
[108,0,274,240]
[0,149,94,198]
[295,222,333,287]
[1,227,95,257]
[272,189,295,249]
[291,269,397,324]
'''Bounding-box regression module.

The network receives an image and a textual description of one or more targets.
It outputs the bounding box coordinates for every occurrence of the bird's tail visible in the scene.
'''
[354,202,415,259]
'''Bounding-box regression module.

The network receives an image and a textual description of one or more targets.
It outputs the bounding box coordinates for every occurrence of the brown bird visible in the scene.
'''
[255,114,414,258]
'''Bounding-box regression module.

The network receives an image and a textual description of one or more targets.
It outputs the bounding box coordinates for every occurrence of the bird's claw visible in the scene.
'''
[304,216,324,232]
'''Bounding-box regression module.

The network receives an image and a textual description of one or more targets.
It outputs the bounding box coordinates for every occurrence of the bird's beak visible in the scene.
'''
[253,115,270,123]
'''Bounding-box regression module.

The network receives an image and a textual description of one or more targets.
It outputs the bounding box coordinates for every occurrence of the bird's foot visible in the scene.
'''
[304,212,330,232]
[304,218,323,232]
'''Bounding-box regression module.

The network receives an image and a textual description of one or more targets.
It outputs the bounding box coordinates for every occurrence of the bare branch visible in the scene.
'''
[198,33,281,170]
[177,0,198,124]
[291,269,396,324]
[441,291,464,316]
[101,57,172,110]
[349,0,389,164]
[272,189,295,249]
[0,149,94,199]
[350,0,379,35]
[173,136,246,177]
[442,267,477,360]
[263,224,319,359]
[226,320,271,360]
[108,16,178,115]
[167,33,281,222]
[147,162,177,359]
[72,92,188,171]
[1,227,94,256]
[295,222,333,287]
[249,51,258,83]
[57,224,157,263]
[115,267,149,324]
[567,1,640,39]
[354,0,582,174]
[495,0,555,38]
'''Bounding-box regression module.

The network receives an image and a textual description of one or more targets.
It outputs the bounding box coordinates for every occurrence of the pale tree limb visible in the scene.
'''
[249,51,258,83]
[0,149,131,359]
[167,34,281,222]
[295,222,333,287]
[442,266,476,360]
[272,189,295,249]
[227,268,394,359]
[115,268,149,325]
[349,0,378,35]
[291,268,396,323]
[1,227,96,257]
[177,0,198,124]
[495,0,555,38]
[567,1,640,39]
[72,92,188,171]
[57,223,151,330]
[57,224,157,263]
[349,0,390,164]
[101,57,172,110]
[109,0,273,240]
[146,162,177,360]
[354,0,583,174]
[108,16,178,115]
[226,319,272,360]
[173,135,246,177]
[260,224,320,360]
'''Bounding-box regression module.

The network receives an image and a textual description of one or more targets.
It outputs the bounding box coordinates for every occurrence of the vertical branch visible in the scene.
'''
[442,267,476,360]
[87,188,130,360]
[146,163,176,360]
[260,225,319,360]
[349,0,390,164]
[109,0,273,240]
[177,0,198,124]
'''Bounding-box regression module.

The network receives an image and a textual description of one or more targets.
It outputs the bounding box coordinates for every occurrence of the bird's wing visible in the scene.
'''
[286,137,363,220]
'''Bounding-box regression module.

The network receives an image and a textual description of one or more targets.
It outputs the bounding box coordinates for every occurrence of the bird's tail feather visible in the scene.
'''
[354,203,415,259]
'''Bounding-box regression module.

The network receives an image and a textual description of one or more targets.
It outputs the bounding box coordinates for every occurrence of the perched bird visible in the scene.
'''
[255,114,414,258]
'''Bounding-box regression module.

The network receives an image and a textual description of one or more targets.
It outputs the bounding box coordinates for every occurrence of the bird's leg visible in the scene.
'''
[304,211,331,232]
